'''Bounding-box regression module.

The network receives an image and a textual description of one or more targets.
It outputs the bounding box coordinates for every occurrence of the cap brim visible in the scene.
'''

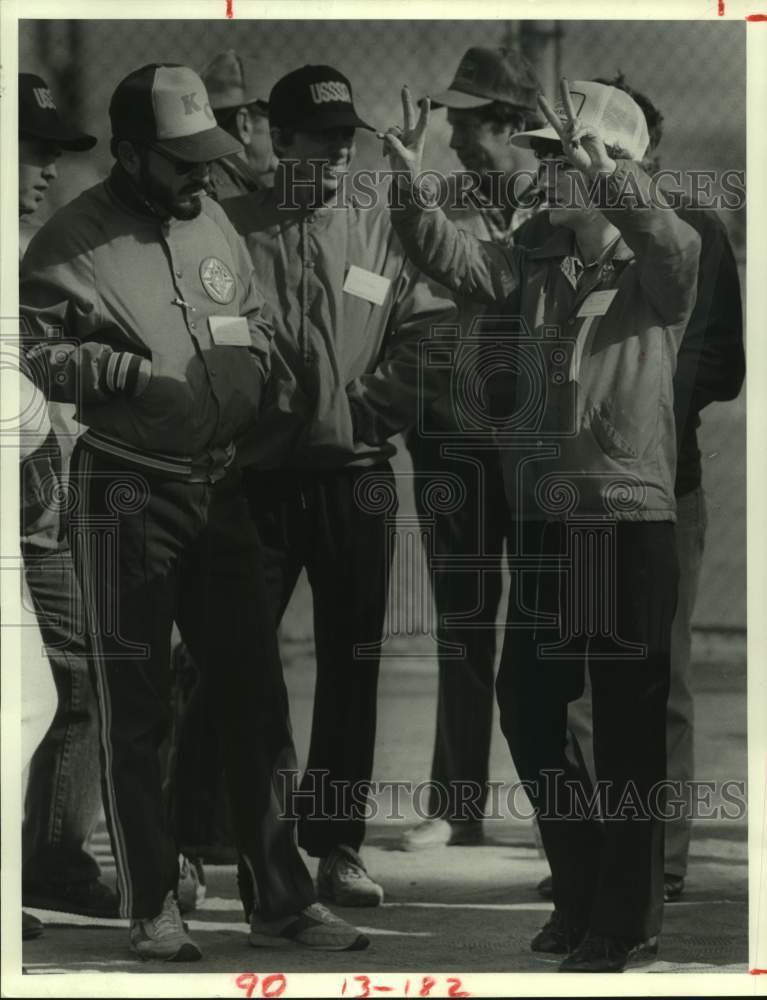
[278,109,376,133]
[154,125,243,162]
[209,93,269,112]
[21,125,97,151]
[430,88,493,110]
[509,125,561,149]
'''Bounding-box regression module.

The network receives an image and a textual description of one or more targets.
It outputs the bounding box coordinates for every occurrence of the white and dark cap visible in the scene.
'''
[431,47,540,111]
[268,65,374,132]
[109,63,242,162]
[511,80,650,161]
[19,73,97,151]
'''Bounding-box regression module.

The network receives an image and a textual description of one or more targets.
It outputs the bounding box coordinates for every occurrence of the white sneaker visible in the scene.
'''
[129,891,202,962]
[177,854,206,915]
[249,901,369,951]
[317,844,384,907]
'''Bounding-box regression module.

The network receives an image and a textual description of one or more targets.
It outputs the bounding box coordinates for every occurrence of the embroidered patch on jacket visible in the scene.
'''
[199,257,236,304]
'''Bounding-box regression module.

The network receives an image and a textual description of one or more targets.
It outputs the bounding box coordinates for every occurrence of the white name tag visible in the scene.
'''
[208,315,251,347]
[343,265,391,307]
[576,289,618,318]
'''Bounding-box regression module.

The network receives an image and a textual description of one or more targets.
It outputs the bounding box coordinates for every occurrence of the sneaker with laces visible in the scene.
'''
[129,891,202,962]
[177,854,206,915]
[317,845,384,907]
[249,901,370,951]
[530,909,584,955]
[558,932,659,973]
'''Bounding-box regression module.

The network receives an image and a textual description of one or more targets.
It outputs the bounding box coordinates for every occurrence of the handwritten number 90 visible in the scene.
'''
[236,973,288,998]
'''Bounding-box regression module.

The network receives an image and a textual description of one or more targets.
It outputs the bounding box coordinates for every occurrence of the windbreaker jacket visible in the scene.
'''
[20,167,274,465]
[223,187,457,469]
[392,161,702,521]
[515,204,745,499]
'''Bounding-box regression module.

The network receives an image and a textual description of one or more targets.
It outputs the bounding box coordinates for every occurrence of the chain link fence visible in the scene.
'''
[17,17,746,632]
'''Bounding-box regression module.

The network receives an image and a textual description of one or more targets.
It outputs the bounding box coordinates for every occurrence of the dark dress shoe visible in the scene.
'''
[559,933,659,973]
[531,909,584,954]
[22,911,44,940]
[664,873,685,902]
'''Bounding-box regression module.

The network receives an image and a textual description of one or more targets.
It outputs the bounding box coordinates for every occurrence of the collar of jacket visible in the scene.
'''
[527,223,635,265]
[216,153,269,193]
[106,163,166,221]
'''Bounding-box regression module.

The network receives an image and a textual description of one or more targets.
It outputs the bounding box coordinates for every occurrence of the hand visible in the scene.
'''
[378,85,431,183]
[538,78,617,178]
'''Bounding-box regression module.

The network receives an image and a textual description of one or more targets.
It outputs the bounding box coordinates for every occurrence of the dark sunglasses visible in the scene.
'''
[147,144,206,175]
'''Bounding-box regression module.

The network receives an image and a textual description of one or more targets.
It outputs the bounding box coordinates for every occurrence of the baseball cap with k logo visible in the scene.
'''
[109,63,242,162]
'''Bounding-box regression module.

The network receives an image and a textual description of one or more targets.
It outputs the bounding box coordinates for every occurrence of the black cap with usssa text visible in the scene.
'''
[109,63,242,162]
[268,65,375,132]
[19,73,97,151]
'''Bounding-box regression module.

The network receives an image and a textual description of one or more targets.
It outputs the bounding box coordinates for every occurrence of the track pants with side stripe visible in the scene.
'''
[69,445,316,920]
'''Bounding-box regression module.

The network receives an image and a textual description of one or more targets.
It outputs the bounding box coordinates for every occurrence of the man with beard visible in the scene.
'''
[398,46,543,853]
[222,64,456,908]
[382,80,700,971]
[21,63,368,962]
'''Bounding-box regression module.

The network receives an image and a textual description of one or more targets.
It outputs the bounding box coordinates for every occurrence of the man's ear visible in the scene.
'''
[116,139,141,178]
[270,126,288,158]
[235,107,252,147]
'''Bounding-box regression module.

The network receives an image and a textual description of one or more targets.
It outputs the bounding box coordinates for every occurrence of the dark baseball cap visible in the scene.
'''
[431,47,540,111]
[19,73,97,151]
[109,63,242,162]
[269,65,374,132]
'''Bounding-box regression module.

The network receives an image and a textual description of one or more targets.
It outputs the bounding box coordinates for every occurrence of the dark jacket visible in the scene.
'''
[21,166,274,464]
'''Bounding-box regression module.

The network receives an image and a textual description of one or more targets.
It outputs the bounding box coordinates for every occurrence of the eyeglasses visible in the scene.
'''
[147,144,206,175]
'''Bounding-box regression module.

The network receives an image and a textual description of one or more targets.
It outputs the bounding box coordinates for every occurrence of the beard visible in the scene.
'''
[138,158,204,220]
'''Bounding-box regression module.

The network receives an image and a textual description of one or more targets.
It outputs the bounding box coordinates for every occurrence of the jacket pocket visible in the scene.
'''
[588,403,639,461]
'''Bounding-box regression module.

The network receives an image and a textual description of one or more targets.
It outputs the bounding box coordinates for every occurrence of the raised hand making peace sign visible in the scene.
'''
[538,78,617,178]
[379,85,431,182]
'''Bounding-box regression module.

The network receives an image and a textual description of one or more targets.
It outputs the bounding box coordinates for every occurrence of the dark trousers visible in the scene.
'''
[405,430,508,823]
[69,445,315,920]
[22,546,103,888]
[496,519,677,941]
[244,463,394,858]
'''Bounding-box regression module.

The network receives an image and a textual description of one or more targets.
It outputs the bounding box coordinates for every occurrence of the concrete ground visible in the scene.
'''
[20,643,748,982]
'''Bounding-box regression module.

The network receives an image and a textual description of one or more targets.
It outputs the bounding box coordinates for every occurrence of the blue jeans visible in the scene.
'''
[22,546,103,888]
[567,486,707,877]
